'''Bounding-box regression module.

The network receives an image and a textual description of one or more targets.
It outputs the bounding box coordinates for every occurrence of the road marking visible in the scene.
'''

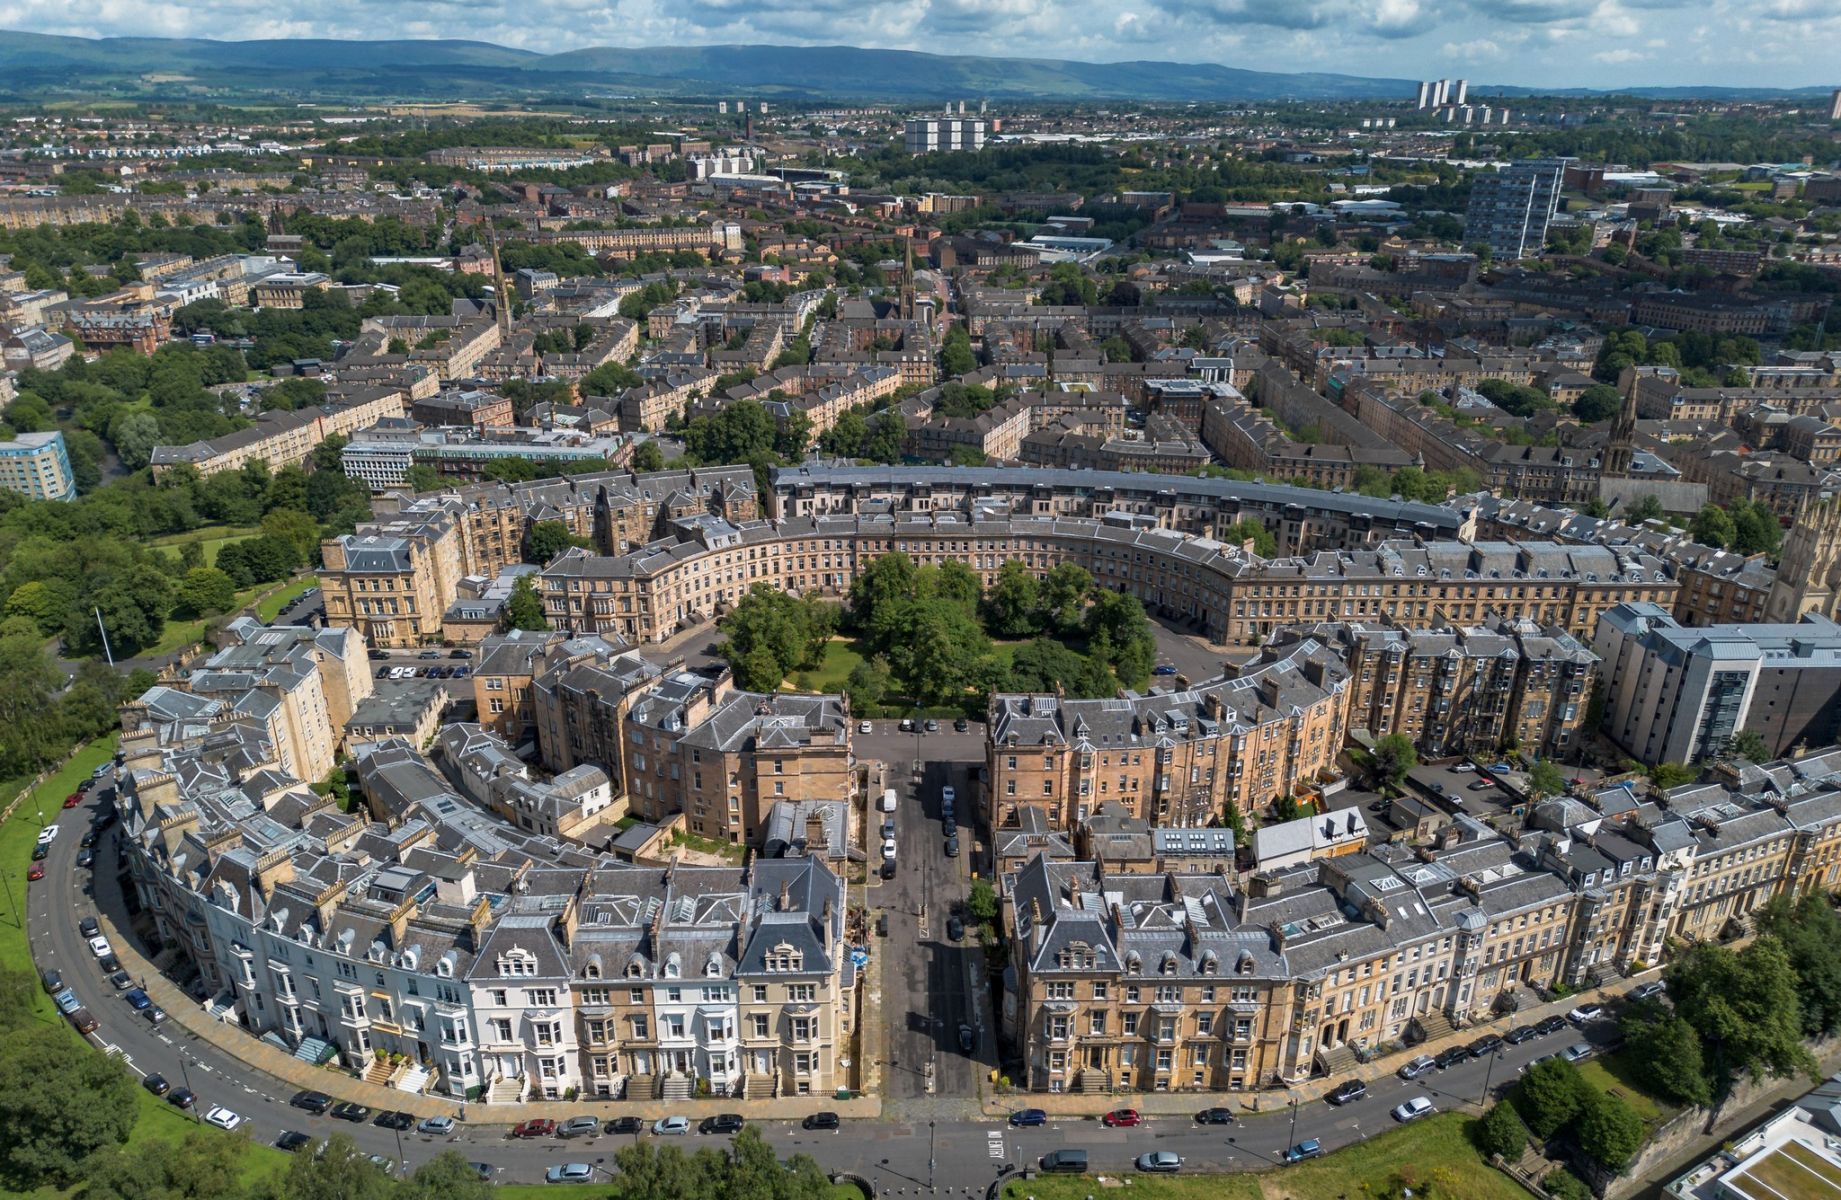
[987,1131,1004,1159]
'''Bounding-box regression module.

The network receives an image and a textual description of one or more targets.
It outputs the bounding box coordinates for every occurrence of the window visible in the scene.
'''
[528,988,557,1007]
[752,1014,770,1038]
[788,984,815,1003]
[630,1015,649,1040]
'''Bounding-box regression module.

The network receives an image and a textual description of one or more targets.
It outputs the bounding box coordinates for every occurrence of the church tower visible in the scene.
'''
[1600,385,1638,478]
[1765,496,1841,622]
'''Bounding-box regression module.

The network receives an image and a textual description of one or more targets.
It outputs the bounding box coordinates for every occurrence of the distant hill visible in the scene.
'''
[0,32,1828,103]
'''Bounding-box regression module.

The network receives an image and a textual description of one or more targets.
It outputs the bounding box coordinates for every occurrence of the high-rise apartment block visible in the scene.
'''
[904,118,988,155]
[1464,158,1572,261]
[0,429,76,501]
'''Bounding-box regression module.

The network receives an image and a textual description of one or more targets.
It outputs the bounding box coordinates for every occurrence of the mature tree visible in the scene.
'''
[0,628,69,775]
[110,411,164,471]
[1724,729,1771,763]
[1511,1057,1590,1139]
[4,579,70,636]
[939,324,978,377]
[1756,893,1841,1038]
[1627,494,1664,524]
[684,399,777,465]
[983,561,1040,638]
[773,411,813,460]
[1370,732,1418,788]
[966,879,998,927]
[0,1027,138,1186]
[717,584,832,691]
[1527,759,1567,801]
[261,507,323,565]
[1575,1091,1645,1170]
[844,657,892,713]
[257,1133,394,1200]
[1620,1000,1712,1106]
[525,520,585,565]
[398,1151,496,1200]
[82,1129,245,1200]
[889,600,990,708]
[177,566,238,618]
[848,552,917,632]
[1572,384,1625,423]
[1005,638,1115,698]
[1667,936,1818,1097]
[1731,500,1783,557]
[404,463,443,492]
[1474,1101,1529,1160]
[1222,519,1277,557]
[1689,503,1737,549]
[81,565,173,655]
[862,409,907,464]
[631,440,666,473]
[609,1141,717,1200]
[1083,588,1157,686]
[1036,562,1091,632]
[504,574,548,632]
[917,560,982,613]
[1651,761,1699,790]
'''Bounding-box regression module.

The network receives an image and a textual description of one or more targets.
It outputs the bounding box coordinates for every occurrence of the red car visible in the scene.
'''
[1102,1108,1142,1127]
[27,862,44,881]
[63,793,82,809]
[511,1119,556,1139]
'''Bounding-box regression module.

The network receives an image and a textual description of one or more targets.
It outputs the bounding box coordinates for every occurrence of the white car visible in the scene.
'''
[1391,1096,1436,1123]
[87,935,113,959]
[204,1106,243,1131]
[1567,1003,1605,1026]
[36,825,58,845]
[940,785,956,805]
[881,837,897,860]
[858,721,872,734]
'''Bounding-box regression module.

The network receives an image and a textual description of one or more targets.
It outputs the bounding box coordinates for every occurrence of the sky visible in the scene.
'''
[0,0,1836,90]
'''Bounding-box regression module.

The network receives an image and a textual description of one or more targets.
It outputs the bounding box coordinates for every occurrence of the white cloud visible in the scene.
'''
[1591,47,1645,62]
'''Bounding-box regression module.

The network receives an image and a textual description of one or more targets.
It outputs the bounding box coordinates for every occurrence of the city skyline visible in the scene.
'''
[1,0,1837,92]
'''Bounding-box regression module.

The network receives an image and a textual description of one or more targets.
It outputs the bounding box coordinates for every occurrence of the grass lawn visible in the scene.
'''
[1000,1114,1522,1200]
[255,575,319,622]
[1576,1051,1674,1126]
[147,524,260,567]
[0,737,288,1200]
[141,574,319,659]
[789,638,867,694]
[497,1183,862,1200]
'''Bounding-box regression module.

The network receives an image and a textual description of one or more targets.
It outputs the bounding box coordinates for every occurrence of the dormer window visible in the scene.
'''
[584,962,601,980]
[626,957,645,979]
[1160,952,1178,975]
[498,949,536,978]
[767,942,804,972]
[663,953,681,979]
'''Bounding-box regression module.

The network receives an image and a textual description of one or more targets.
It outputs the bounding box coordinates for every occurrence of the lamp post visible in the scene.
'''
[178,1055,199,1121]
[1480,1049,1501,1107]
[392,1123,406,1175]
[928,1119,936,1191]
[1287,1093,1299,1157]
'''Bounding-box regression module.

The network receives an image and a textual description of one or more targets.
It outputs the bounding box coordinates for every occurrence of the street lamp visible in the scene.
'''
[928,1119,936,1191]
[178,1055,199,1121]
[1480,1049,1502,1107]
[392,1123,406,1175]
[1287,1093,1299,1157]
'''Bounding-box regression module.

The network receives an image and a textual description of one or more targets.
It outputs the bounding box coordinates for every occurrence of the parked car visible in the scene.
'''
[606,1116,644,1135]
[954,717,969,732]
[803,1111,841,1131]
[1326,1080,1368,1105]
[145,1005,166,1025]
[1152,664,1178,675]
[1284,1140,1324,1164]
[1135,1151,1183,1173]
[63,792,82,809]
[1567,1003,1605,1026]
[467,1164,494,1182]
[1101,1108,1142,1127]
[87,935,112,958]
[1469,779,1498,791]
[97,954,120,974]
[899,718,914,732]
[277,1132,313,1152]
[124,987,152,1011]
[511,1119,556,1139]
[1504,1025,1540,1045]
[449,649,471,659]
[142,1073,170,1096]
[1392,1097,1436,1123]
[1195,1107,1235,1125]
[204,1107,243,1132]
[923,719,939,733]
[374,1111,416,1131]
[881,837,897,860]
[701,1113,744,1135]
[946,916,964,941]
[27,863,43,882]
[1009,1108,1047,1128]
[1451,763,1475,772]
[52,988,80,1015]
[418,1116,456,1136]
[1398,1054,1438,1080]
[944,836,960,858]
[941,785,957,806]
[79,828,98,848]
[1535,1015,1568,1036]
[168,1089,195,1110]
[331,1102,371,1123]
[942,817,957,838]
[41,968,63,993]
[69,1006,98,1036]
[36,825,57,845]
[1562,1042,1595,1063]
[1629,981,1666,1001]
[546,1164,594,1184]
[30,844,46,862]
[78,916,100,939]
[107,969,133,990]
[1040,1149,1088,1174]
[859,721,873,734]
[1467,1033,1504,1057]
[290,1091,332,1114]
[1434,1045,1470,1069]
[1523,1052,1560,1073]
[556,1116,600,1139]
[76,848,93,869]
[652,1116,691,1136]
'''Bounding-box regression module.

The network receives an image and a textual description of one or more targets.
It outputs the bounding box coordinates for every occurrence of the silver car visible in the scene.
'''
[1134,1151,1182,1173]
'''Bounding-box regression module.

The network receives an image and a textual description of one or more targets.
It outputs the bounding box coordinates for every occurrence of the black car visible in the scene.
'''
[802,1112,840,1132]
[1504,1025,1540,1045]
[142,1073,170,1096]
[290,1090,332,1114]
[41,968,63,993]
[1326,1080,1367,1105]
[98,954,121,974]
[467,1164,494,1182]
[958,1023,975,1053]
[701,1113,745,1135]
[31,844,47,861]
[277,1131,313,1153]
[605,1116,644,1136]
[1434,1045,1471,1069]
[944,835,960,858]
[76,848,93,869]
[942,817,957,838]
[330,1102,371,1123]
[168,1088,196,1110]
[947,915,965,940]
[953,718,969,732]
[1196,1107,1235,1125]
[373,1111,416,1131]
[79,827,98,848]
[1535,1015,1568,1036]
[880,859,896,880]
[1468,1033,1504,1057]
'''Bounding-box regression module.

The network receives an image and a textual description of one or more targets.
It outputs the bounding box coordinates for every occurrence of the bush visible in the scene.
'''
[1513,1058,1591,1139]
[1576,1090,1645,1170]
[1474,1101,1529,1161]
[1543,1167,1594,1200]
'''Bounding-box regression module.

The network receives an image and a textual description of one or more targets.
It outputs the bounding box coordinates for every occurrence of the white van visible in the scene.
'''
[880,788,897,813]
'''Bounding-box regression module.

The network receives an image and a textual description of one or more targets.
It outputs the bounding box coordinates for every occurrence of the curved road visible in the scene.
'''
[27,773,1619,1190]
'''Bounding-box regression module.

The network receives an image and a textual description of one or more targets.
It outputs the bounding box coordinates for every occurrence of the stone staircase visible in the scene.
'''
[1587,963,1625,990]
[740,1073,775,1100]
[659,1072,694,1102]
[363,1057,398,1087]
[486,1075,525,1105]
[1316,1042,1361,1077]
[1411,1010,1456,1044]
[1073,1067,1112,1093]
[293,1035,335,1064]
[396,1064,431,1094]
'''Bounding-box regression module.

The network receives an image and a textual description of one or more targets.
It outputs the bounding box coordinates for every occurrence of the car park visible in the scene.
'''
[1102,1108,1141,1127]
[1567,1004,1605,1026]
[652,1116,691,1136]
[923,719,939,733]
[1468,1033,1504,1057]
[291,1091,332,1114]
[606,1116,643,1135]
[277,1131,313,1152]
[142,1074,170,1096]
[204,1107,242,1131]
[954,717,969,732]
[1009,1108,1047,1127]
[1284,1140,1324,1164]
[557,1116,600,1138]
[1392,1097,1436,1123]
[418,1116,457,1136]
[1535,1015,1568,1036]
[1135,1152,1182,1173]
[1398,1055,1437,1080]
[511,1119,556,1139]
[1562,1042,1595,1063]
[701,1113,744,1134]
[374,1111,416,1131]
[546,1165,594,1185]
[1195,1107,1235,1125]
[1326,1080,1368,1105]
[803,1111,841,1131]
[1504,1025,1539,1045]
[330,1102,371,1123]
